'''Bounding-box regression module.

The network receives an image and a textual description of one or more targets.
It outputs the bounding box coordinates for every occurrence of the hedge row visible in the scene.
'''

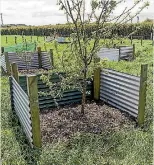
[1,23,153,39]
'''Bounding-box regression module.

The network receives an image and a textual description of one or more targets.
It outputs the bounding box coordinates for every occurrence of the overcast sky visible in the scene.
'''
[1,0,154,25]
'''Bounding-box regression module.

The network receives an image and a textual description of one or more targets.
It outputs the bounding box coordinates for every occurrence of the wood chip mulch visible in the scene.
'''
[40,101,136,144]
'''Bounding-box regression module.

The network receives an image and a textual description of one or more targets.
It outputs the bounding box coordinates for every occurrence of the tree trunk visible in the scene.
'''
[81,68,87,115]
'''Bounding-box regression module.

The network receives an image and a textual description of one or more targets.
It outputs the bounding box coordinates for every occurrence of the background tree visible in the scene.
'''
[41,0,149,115]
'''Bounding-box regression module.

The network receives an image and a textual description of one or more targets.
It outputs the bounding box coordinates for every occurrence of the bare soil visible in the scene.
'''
[40,101,136,144]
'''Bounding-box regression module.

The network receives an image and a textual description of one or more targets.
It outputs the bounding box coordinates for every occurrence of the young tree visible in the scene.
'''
[41,0,149,115]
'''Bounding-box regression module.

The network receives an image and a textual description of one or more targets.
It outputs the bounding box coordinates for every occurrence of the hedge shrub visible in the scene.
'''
[1,23,153,39]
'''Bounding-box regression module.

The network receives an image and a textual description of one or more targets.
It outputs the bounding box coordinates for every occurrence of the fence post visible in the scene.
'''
[27,75,41,148]
[6,36,8,43]
[104,36,106,43]
[141,36,143,46]
[94,66,101,100]
[50,49,54,68]
[44,43,47,51]
[118,47,121,61]
[5,52,11,75]
[111,39,113,45]
[15,36,17,44]
[37,47,42,68]
[1,47,4,54]
[138,64,148,126]
[131,35,133,45]
[11,63,19,83]
[133,44,135,60]
[113,44,116,48]
[22,35,24,42]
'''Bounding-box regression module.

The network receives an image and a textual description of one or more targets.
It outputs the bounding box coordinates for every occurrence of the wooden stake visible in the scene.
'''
[44,43,47,51]
[94,67,101,100]
[11,63,19,83]
[1,47,4,54]
[27,75,41,148]
[37,47,42,68]
[141,36,143,46]
[15,36,17,44]
[138,64,148,126]
[131,35,133,45]
[5,52,11,75]
[133,44,135,60]
[118,47,121,61]
[50,49,54,68]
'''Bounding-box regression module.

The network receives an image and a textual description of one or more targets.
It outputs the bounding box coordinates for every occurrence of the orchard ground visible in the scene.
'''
[1,35,153,165]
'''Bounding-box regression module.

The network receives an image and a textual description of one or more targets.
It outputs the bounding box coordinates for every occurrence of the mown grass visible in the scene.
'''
[1,36,153,165]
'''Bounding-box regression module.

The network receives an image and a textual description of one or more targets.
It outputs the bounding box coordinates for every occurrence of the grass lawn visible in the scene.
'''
[1,35,153,165]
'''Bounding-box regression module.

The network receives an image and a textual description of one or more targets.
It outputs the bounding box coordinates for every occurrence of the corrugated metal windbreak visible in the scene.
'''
[119,46,133,60]
[100,69,140,117]
[41,51,52,70]
[19,73,93,110]
[6,51,52,70]
[10,76,33,147]
[8,52,39,70]
[0,54,7,72]
[98,48,119,61]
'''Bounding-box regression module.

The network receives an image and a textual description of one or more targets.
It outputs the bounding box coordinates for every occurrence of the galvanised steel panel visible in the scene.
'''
[120,46,133,50]
[18,74,93,110]
[100,93,138,115]
[39,98,83,109]
[12,77,29,101]
[100,97,138,117]
[100,90,138,109]
[12,87,30,112]
[100,80,139,97]
[100,84,139,100]
[98,48,119,61]
[41,52,51,69]
[12,91,31,119]
[102,69,140,81]
[14,103,33,142]
[119,46,133,59]
[8,52,39,70]
[101,75,139,92]
[100,69,140,117]
[13,100,32,132]
[101,73,140,87]
[11,76,33,144]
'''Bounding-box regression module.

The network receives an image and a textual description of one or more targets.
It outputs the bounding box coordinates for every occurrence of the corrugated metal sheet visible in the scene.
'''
[8,52,39,70]
[41,51,52,69]
[98,48,119,61]
[10,76,33,145]
[6,51,52,70]
[18,73,93,110]
[100,69,140,117]
[119,46,133,60]
[0,55,7,72]
[98,46,134,61]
